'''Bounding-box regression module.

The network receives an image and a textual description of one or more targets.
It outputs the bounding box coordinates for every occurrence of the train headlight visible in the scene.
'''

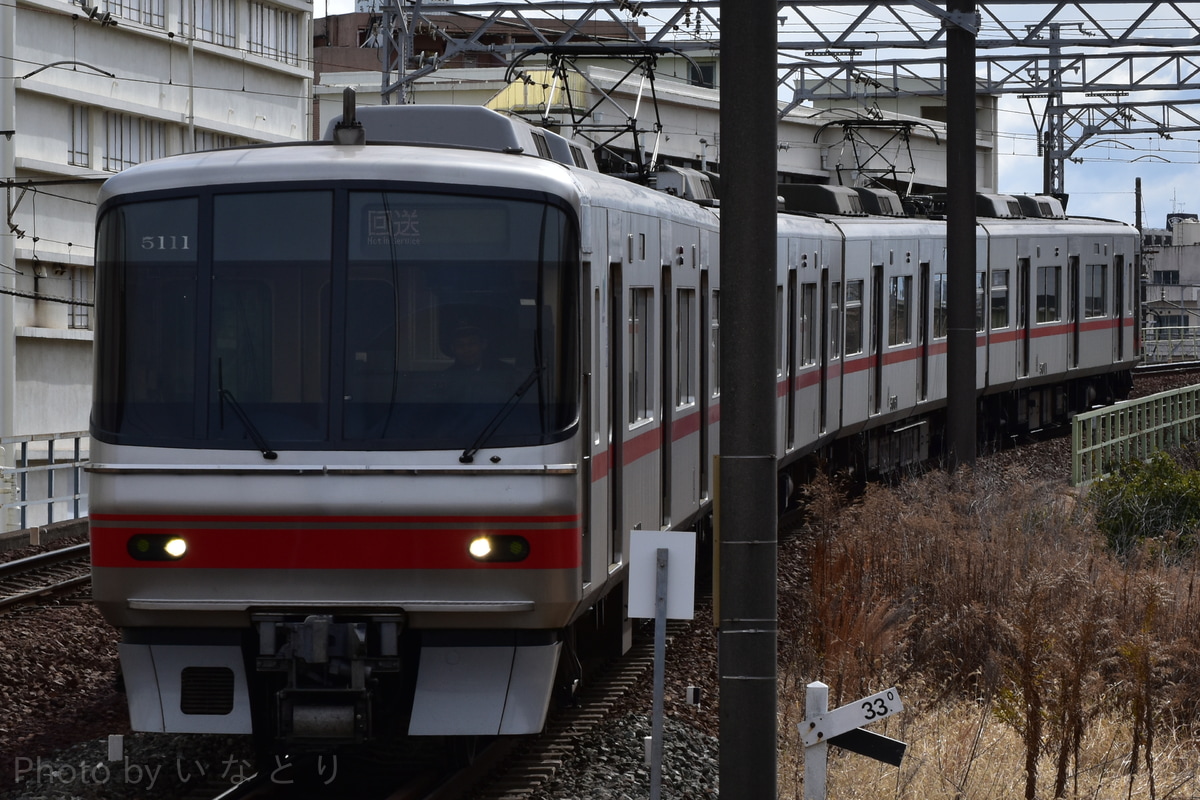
[467,535,530,563]
[469,537,492,559]
[127,534,189,561]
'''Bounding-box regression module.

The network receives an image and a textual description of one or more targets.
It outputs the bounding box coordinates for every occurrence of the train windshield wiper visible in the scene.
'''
[459,365,543,464]
[217,361,278,460]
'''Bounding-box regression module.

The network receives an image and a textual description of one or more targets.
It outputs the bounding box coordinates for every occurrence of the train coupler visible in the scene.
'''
[252,613,406,742]
[277,688,371,741]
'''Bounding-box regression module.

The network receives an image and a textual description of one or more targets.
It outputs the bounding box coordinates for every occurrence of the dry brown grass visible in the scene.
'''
[776,463,1200,800]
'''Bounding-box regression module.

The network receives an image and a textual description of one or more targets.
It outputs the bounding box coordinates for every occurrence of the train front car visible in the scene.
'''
[89,128,584,746]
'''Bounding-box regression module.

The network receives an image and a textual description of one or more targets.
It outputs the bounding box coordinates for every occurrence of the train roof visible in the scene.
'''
[96,121,721,239]
[322,104,599,172]
[96,138,590,208]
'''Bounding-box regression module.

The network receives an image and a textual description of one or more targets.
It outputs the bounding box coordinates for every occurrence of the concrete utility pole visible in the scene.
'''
[945,0,978,469]
[1,0,18,500]
[718,0,778,795]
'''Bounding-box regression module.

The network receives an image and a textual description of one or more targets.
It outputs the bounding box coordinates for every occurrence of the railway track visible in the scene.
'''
[0,541,91,610]
[171,621,673,800]
[447,621,682,800]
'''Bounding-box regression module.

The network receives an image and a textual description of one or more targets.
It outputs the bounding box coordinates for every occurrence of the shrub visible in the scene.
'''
[1089,452,1200,557]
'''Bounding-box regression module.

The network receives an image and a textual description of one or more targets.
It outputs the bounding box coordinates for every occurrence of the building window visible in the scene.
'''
[990,269,1009,329]
[249,1,300,65]
[194,130,243,152]
[888,275,912,346]
[103,113,167,171]
[845,280,864,355]
[69,267,93,330]
[186,0,236,46]
[1085,263,1107,318]
[1152,270,1179,285]
[688,61,716,88]
[108,0,164,27]
[70,105,90,168]
[1037,266,1061,323]
[1156,315,1189,335]
[629,287,653,424]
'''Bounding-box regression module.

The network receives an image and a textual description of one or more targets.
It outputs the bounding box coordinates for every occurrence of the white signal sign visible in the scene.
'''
[801,687,903,746]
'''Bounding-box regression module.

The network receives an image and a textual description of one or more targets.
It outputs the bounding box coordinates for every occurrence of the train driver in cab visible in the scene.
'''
[443,320,520,403]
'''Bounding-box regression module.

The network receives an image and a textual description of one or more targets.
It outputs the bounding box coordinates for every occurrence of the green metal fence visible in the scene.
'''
[1072,383,1200,486]
[1141,326,1200,364]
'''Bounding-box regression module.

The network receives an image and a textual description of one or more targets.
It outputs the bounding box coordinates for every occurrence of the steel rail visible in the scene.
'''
[0,542,91,609]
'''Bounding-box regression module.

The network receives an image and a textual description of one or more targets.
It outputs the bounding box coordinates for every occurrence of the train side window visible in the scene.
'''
[1037,266,1062,323]
[845,280,864,355]
[676,288,696,407]
[710,290,721,396]
[593,287,602,445]
[1085,264,1107,318]
[990,269,1010,330]
[974,271,986,332]
[829,281,843,358]
[629,287,654,424]
[776,286,785,376]
[888,276,912,346]
[932,273,948,339]
[800,283,817,365]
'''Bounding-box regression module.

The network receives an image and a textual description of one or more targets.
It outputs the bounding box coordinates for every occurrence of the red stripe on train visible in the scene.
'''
[91,520,581,570]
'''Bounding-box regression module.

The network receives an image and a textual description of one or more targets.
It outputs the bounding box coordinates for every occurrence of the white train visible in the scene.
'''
[88,104,1138,750]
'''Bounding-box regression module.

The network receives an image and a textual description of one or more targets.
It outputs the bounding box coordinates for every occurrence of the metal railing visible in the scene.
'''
[1072,385,1200,486]
[1141,326,1200,363]
[0,432,90,533]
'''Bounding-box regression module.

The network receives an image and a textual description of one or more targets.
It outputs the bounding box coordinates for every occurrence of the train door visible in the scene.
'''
[581,270,594,583]
[786,269,798,449]
[660,265,673,527]
[1069,255,1080,369]
[819,270,830,429]
[918,262,930,401]
[1114,253,1126,362]
[583,261,611,589]
[1018,257,1030,377]
[607,261,624,569]
[699,270,711,502]
[871,264,884,415]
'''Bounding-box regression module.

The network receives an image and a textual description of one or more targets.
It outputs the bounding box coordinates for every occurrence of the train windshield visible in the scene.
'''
[93,187,580,453]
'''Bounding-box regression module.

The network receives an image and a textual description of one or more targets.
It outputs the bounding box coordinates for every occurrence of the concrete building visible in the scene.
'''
[1140,216,1200,361]
[1,0,312,529]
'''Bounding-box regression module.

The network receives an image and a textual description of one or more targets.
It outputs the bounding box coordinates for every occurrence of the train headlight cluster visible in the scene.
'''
[127,534,189,561]
[468,535,530,563]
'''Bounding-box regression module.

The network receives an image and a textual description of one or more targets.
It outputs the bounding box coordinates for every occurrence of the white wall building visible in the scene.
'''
[1,0,312,529]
